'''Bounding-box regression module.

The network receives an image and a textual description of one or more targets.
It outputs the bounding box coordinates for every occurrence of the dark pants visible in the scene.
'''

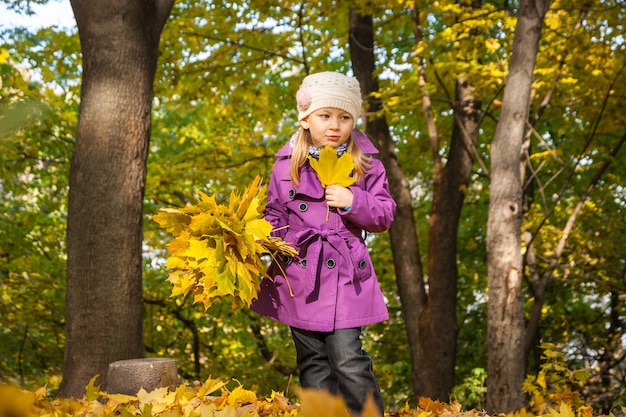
[290,326,384,416]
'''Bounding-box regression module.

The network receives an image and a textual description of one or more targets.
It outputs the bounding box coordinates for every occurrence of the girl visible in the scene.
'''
[252,71,396,416]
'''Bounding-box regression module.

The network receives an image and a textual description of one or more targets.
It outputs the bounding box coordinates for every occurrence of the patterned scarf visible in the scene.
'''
[289,134,348,159]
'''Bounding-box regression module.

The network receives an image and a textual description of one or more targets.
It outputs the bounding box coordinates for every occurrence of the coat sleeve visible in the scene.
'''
[341,158,396,233]
[264,159,290,239]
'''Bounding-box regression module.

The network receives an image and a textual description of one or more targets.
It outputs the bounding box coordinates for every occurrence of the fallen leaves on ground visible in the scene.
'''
[1,377,620,417]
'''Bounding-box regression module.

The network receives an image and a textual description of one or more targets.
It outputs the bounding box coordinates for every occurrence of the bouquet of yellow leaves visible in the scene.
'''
[152,175,297,311]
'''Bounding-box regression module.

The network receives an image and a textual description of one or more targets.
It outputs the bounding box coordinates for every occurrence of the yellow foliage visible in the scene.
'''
[545,403,576,417]
[0,380,615,417]
[0,384,42,417]
[297,388,351,417]
[523,343,591,415]
[0,48,10,65]
[226,385,258,406]
[136,386,174,414]
[152,175,297,311]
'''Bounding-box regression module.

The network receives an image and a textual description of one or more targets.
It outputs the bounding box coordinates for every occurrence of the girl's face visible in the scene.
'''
[301,107,354,148]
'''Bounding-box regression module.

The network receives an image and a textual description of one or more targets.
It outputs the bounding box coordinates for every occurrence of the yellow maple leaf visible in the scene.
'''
[136,387,173,414]
[152,209,191,236]
[166,230,191,257]
[0,385,36,417]
[547,403,575,417]
[307,146,356,187]
[168,270,196,298]
[234,266,260,306]
[297,388,351,417]
[33,386,47,402]
[101,391,139,407]
[184,239,213,262]
[245,217,273,244]
[188,210,220,236]
[85,375,101,402]
[195,377,228,397]
[235,175,267,219]
[226,385,257,406]
[163,256,187,271]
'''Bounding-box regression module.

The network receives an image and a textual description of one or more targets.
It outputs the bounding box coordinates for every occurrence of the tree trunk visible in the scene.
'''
[422,77,481,399]
[350,8,482,401]
[486,0,549,412]
[59,0,174,398]
[348,9,428,400]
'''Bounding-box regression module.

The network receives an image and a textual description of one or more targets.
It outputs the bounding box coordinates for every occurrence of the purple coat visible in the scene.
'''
[251,129,397,332]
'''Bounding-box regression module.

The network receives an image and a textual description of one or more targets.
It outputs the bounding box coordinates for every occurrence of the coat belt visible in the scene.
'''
[291,227,359,296]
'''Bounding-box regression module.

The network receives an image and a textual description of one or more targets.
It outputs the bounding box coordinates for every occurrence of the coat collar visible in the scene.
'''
[275,128,379,157]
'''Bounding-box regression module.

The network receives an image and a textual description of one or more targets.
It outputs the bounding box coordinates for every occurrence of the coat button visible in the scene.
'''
[358,259,367,269]
[326,259,336,269]
[298,203,308,212]
[288,189,296,199]
[281,255,292,265]
[301,259,307,268]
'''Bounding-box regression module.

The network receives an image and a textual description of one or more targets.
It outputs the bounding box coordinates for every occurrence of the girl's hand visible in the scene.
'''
[325,185,353,209]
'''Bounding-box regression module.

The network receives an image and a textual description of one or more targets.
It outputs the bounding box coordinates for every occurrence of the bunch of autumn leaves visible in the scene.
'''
[153,147,355,310]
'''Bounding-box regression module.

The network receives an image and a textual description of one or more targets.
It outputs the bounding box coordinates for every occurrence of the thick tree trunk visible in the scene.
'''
[59,0,173,398]
[486,0,549,412]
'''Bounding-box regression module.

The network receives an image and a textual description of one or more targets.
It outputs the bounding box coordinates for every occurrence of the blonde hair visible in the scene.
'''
[289,129,372,186]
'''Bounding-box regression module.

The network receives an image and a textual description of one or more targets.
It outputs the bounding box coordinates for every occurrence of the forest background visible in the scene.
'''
[0,0,624,415]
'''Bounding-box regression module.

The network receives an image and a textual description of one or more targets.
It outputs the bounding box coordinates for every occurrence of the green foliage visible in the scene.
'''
[451,368,487,411]
[0,26,78,390]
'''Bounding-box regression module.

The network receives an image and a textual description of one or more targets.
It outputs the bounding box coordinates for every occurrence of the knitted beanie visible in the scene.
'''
[296,72,362,122]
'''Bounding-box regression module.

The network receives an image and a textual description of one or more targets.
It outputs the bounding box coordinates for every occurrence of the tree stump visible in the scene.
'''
[106,358,179,395]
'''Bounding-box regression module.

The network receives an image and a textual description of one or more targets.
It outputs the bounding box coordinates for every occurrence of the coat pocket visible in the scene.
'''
[348,243,373,283]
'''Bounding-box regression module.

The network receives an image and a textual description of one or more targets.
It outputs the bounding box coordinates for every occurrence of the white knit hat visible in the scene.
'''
[296,72,362,122]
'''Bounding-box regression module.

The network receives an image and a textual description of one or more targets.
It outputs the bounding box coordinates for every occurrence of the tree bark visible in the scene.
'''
[486,0,549,412]
[350,7,483,400]
[521,3,595,370]
[348,9,428,400]
[351,7,483,400]
[350,6,481,401]
[59,0,174,398]
[412,0,483,397]
[420,76,481,399]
